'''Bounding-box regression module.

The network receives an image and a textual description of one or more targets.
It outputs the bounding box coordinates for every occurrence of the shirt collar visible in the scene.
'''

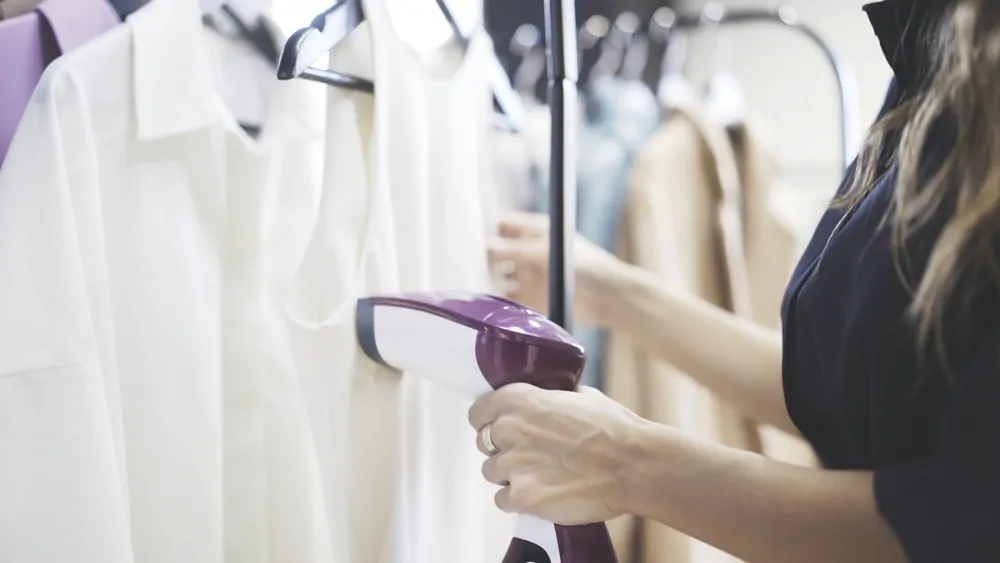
[863,0,951,92]
[130,0,221,140]
[129,0,324,143]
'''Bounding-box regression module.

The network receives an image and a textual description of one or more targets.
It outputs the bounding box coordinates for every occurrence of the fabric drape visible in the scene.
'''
[604,78,814,563]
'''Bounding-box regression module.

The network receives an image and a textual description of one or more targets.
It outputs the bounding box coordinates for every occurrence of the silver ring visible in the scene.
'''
[480,424,500,456]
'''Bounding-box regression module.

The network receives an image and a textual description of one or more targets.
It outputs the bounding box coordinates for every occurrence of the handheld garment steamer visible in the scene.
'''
[274,0,616,559]
[355,0,618,558]
[352,0,618,560]
[356,293,617,563]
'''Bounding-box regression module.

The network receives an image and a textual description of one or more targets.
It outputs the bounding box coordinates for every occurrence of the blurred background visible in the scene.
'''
[274,0,892,234]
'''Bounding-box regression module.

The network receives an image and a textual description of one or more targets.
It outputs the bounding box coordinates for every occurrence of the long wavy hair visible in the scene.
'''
[843,0,1000,378]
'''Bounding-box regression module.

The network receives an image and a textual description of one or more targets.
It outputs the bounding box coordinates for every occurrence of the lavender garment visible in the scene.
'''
[0,0,118,167]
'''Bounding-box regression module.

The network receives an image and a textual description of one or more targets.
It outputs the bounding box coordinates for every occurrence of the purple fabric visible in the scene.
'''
[35,0,119,53]
[0,0,118,166]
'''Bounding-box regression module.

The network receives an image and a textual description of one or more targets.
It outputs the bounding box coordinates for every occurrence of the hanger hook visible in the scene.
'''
[649,6,676,44]
[652,6,687,79]
[701,1,734,72]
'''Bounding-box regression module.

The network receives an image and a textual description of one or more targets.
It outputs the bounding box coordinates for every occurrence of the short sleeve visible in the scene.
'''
[874,319,1000,562]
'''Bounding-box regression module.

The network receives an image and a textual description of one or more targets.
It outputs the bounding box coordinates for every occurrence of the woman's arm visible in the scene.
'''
[469,385,907,563]
[620,421,906,563]
[592,261,795,434]
[488,211,792,433]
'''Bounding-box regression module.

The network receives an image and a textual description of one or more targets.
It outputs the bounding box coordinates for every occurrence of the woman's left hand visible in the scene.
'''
[468,383,648,525]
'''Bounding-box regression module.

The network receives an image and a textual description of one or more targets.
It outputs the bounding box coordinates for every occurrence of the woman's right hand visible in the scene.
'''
[487,212,625,328]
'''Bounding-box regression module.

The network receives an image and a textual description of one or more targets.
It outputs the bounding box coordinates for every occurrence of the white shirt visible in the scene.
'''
[1,0,508,561]
[286,1,511,561]
[0,1,333,561]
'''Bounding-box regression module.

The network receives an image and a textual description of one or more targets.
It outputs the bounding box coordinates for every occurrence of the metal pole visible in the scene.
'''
[543,0,579,330]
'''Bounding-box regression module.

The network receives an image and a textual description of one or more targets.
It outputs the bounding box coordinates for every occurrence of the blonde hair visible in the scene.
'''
[844,0,1000,378]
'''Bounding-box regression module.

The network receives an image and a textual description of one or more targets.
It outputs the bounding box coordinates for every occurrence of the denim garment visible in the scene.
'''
[534,76,659,388]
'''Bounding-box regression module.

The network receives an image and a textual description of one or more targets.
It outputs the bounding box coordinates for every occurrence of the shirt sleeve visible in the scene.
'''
[874,318,1000,562]
[0,67,133,562]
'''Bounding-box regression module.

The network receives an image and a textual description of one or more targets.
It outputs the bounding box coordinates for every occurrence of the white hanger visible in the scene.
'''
[702,2,745,128]
[706,72,745,128]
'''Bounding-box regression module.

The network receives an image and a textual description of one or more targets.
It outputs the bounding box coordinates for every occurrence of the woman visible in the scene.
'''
[468,0,1000,561]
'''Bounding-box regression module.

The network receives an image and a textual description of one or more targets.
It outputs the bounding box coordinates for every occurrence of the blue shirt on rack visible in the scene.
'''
[533,75,659,388]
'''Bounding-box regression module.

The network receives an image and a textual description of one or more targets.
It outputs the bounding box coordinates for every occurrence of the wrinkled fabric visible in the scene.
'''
[604,76,810,563]
[0,0,330,561]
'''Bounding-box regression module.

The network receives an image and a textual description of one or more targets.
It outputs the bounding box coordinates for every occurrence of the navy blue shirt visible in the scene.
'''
[781,1,1000,560]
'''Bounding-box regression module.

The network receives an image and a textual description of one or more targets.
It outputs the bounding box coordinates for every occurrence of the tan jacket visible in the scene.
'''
[604,87,815,563]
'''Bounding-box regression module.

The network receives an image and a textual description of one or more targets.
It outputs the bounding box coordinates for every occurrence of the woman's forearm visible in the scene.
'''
[617,422,906,563]
[593,262,795,434]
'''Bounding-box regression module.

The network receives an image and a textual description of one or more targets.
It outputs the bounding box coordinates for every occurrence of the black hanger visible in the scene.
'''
[222,4,281,65]
[643,7,675,88]
[577,15,608,87]
[509,23,540,89]
[278,0,524,132]
[619,23,649,82]
[656,7,689,83]
[202,4,282,67]
[108,0,151,19]
[509,24,545,102]
[588,12,639,84]
[277,0,374,93]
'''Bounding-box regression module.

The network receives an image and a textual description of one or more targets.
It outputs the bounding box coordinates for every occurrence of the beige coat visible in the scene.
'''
[604,86,815,563]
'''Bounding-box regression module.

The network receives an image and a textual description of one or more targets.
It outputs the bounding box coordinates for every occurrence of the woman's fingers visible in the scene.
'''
[488,237,544,264]
[494,477,532,514]
[488,238,547,291]
[471,419,520,459]
[482,455,511,486]
[469,384,536,433]
[468,395,500,432]
[487,237,518,265]
[475,427,494,456]
[494,486,514,513]
[469,386,536,446]
[498,212,549,239]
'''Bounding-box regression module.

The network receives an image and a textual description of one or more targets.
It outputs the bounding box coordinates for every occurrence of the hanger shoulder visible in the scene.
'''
[277,0,366,81]
[706,73,746,128]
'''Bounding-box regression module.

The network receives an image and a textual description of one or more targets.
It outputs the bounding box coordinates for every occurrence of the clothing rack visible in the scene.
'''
[544,0,578,330]
[545,3,857,330]
[673,4,861,170]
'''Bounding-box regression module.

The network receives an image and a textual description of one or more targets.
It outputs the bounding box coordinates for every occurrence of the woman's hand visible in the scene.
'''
[468,383,649,525]
[488,212,624,327]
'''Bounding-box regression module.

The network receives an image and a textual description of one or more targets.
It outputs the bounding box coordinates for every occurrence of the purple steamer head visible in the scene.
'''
[356,292,618,563]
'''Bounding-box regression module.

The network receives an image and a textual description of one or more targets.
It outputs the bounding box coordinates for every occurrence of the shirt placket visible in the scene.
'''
[221,136,271,563]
